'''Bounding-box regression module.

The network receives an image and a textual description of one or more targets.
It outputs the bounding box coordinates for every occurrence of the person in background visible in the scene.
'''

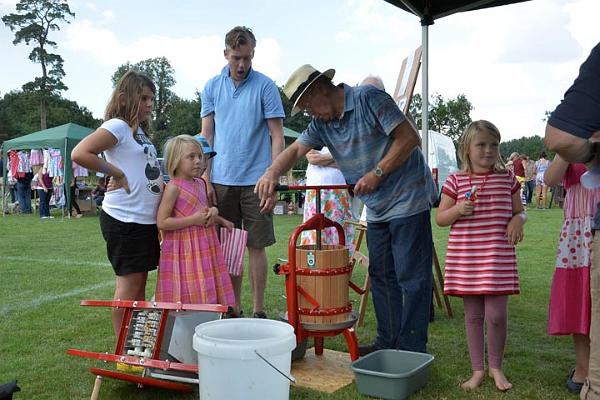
[255,64,437,355]
[68,175,82,218]
[535,152,551,209]
[15,171,33,214]
[92,176,107,208]
[36,167,54,219]
[545,155,598,394]
[436,120,526,392]
[544,41,600,400]
[524,155,536,204]
[200,26,285,319]
[300,147,355,253]
[72,70,163,336]
[361,75,385,90]
[509,152,526,205]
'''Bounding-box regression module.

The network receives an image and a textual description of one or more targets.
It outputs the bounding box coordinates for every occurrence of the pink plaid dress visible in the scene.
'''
[156,178,234,306]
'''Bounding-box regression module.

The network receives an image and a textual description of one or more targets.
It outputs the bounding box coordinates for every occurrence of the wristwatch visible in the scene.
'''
[374,165,384,177]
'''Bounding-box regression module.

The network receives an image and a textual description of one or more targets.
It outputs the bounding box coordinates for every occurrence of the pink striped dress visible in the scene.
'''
[156,178,235,306]
[442,170,521,296]
[548,164,600,335]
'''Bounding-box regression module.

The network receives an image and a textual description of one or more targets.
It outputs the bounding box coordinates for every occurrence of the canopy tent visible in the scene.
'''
[383,0,530,158]
[2,123,94,215]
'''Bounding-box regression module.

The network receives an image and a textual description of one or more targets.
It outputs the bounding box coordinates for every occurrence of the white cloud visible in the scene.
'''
[335,31,352,42]
[0,0,17,11]
[84,2,97,12]
[101,9,114,22]
[61,19,284,103]
[565,0,600,52]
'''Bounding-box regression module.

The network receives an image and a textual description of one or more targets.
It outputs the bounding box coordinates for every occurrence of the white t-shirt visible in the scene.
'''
[101,118,163,224]
[305,148,346,185]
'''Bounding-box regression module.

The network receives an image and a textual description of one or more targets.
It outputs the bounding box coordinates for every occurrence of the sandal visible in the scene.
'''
[566,368,584,394]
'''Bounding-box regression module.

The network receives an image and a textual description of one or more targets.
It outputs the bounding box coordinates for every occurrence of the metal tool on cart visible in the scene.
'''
[68,300,227,398]
[273,184,365,361]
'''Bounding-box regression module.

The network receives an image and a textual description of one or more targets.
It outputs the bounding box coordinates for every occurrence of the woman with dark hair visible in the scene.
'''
[535,152,551,209]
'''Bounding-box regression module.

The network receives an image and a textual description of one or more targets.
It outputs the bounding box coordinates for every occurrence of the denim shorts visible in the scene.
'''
[99,210,159,276]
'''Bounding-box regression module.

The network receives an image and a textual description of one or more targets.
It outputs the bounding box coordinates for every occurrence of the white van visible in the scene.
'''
[421,130,458,202]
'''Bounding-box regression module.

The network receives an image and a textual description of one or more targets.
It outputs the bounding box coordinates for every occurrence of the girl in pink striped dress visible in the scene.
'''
[155,135,234,306]
[546,156,600,392]
[436,120,527,392]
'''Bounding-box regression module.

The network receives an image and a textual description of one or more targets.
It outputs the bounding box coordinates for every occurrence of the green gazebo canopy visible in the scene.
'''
[2,123,94,213]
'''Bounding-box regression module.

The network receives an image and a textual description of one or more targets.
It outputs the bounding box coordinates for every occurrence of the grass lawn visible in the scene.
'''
[0,207,578,399]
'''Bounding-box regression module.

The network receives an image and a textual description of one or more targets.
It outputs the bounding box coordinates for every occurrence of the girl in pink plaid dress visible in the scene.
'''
[155,135,234,305]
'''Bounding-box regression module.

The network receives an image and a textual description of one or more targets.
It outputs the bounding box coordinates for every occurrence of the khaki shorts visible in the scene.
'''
[213,184,275,249]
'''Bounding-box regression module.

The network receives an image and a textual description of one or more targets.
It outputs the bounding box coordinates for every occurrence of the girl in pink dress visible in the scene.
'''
[436,120,527,392]
[546,155,600,393]
[155,135,234,306]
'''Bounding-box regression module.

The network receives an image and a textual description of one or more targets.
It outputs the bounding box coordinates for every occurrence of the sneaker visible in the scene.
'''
[253,311,268,319]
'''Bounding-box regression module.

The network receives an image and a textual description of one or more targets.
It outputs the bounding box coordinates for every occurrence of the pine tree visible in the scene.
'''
[2,0,75,129]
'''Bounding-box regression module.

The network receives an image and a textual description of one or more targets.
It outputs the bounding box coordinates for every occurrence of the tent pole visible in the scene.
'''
[63,137,68,220]
[421,23,429,163]
[1,150,6,217]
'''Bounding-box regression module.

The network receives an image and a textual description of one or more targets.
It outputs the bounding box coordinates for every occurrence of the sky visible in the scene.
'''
[1,0,599,141]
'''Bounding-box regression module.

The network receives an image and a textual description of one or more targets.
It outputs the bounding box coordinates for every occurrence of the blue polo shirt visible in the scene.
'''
[298,84,437,222]
[201,66,285,185]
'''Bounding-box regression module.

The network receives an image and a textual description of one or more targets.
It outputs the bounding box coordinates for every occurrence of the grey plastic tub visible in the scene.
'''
[351,349,434,400]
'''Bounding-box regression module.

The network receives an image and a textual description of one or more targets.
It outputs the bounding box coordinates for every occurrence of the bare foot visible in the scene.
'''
[489,368,513,391]
[461,370,485,390]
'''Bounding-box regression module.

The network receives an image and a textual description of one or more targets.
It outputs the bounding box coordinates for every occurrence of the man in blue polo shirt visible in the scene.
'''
[255,64,438,354]
[200,26,285,319]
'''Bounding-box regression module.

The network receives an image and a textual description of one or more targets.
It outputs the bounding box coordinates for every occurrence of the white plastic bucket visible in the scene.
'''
[193,318,296,400]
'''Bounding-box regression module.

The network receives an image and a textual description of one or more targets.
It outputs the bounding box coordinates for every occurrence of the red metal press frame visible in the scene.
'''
[276,184,364,361]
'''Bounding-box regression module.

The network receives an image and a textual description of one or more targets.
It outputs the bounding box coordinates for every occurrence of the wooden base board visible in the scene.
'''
[291,348,355,393]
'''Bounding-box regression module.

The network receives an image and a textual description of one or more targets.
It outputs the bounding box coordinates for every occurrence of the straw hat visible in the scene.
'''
[509,152,520,160]
[283,64,335,116]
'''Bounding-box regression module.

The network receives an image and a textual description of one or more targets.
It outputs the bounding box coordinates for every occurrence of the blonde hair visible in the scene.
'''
[104,70,156,135]
[162,135,203,178]
[458,120,506,173]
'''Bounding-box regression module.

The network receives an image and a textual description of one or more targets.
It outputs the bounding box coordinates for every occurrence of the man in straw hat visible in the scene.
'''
[200,26,285,319]
[255,64,438,355]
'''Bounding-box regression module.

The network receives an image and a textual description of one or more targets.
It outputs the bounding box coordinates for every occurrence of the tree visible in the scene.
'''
[2,0,75,130]
[154,94,202,156]
[278,87,310,171]
[409,92,473,147]
[111,57,176,131]
[0,90,100,142]
[501,135,551,162]
[278,87,311,134]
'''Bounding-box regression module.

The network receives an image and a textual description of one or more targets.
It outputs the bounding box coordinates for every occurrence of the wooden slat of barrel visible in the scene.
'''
[316,249,332,324]
[296,247,315,323]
